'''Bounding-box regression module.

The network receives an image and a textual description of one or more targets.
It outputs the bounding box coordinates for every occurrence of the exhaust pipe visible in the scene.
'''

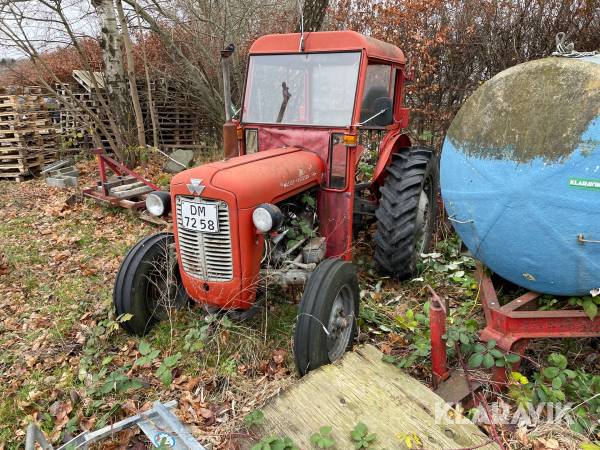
[221,44,235,122]
[221,44,239,159]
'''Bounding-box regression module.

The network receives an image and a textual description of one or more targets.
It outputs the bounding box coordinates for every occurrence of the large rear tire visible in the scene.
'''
[374,147,438,279]
[294,259,359,376]
[113,232,187,336]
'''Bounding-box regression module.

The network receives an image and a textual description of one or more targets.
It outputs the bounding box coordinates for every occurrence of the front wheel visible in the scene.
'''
[113,232,187,336]
[294,259,359,376]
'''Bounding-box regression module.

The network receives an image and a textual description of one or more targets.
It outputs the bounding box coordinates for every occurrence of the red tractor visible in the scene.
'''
[114,31,438,375]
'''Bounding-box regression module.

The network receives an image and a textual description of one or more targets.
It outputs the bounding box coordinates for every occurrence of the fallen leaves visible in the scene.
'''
[532,437,560,450]
[0,165,295,449]
[0,165,157,447]
[49,399,73,431]
[0,253,8,275]
[53,249,72,262]
[259,349,289,380]
[179,392,217,426]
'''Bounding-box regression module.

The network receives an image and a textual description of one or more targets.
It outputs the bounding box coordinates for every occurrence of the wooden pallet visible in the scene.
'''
[0,86,57,181]
[242,345,499,449]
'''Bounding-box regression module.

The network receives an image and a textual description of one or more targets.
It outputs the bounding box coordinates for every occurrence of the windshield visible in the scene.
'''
[243,52,361,127]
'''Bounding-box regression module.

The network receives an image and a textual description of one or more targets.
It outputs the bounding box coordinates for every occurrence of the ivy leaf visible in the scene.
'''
[365,433,377,442]
[543,366,560,379]
[583,298,598,320]
[473,343,486,353]
[490,349,504,359]
[139,340,152,356]
[126,379,143,391]
[135,349,160,366]
[310,433,320,445]
[468,353,483,368]
[461,343,472,354]
[101,356,113,366]
[351,422,368,440]
[244,410,265,427]
[552,376,563,390]
[482,353,495,369]
[163,352,182,368]
[319,426,332,435]
[156,366,173,385]
[536,387,548,402]
[319,437,335,448]
[486,340,496,349]
[505,354,521,364]
[548,353,568,369]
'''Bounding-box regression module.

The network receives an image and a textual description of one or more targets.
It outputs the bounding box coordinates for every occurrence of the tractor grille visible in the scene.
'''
[175,196,234,281]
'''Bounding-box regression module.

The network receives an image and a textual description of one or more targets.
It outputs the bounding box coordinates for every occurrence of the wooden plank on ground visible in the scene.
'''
[244,345,498,450]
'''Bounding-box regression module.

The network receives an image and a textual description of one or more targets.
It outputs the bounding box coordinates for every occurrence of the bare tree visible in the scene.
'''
[116,0,146,148]
[299,0,329,32]
[120,0,297,131]
[91,0,131,148]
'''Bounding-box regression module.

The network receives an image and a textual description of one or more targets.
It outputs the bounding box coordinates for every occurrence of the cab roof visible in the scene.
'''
[249,30,405,64]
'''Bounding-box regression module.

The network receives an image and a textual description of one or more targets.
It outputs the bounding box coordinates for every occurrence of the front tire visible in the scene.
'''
[294,259,359,376]
[374,147,438,279]
[113,232,187,335]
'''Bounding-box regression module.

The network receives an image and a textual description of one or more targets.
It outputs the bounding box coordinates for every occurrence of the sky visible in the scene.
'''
[0,0,98,60]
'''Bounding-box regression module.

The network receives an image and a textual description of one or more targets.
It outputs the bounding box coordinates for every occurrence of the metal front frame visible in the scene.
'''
[429,262,600,398]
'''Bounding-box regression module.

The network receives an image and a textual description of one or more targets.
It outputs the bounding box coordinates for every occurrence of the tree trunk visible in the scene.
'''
[136,12,159,148]
[92,0,130,157]
[298,0,329,32]
[116,0,146,148]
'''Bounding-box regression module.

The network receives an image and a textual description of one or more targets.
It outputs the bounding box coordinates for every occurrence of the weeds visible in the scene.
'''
[350,422,377,449]
[310,426,335,448]
[362,236,600,445]
[251,436,298,450]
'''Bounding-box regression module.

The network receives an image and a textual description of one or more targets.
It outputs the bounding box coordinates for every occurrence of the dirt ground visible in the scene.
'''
[0,159,598,449]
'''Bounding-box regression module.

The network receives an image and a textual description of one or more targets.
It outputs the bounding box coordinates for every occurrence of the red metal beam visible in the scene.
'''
[428,286,449,388]
[92,148,160,192]
[476,261,600,351]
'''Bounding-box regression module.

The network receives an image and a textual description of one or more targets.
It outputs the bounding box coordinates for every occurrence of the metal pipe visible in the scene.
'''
[428,286,449,388]
[25,423,54,450]
[220,44,235,122]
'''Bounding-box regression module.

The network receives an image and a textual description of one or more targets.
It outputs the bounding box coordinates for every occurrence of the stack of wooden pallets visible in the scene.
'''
[56,83,98,152]
[139,79,216,153]
[0,86,58,182]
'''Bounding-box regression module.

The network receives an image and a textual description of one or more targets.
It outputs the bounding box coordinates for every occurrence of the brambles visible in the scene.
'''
[465,340,520,370]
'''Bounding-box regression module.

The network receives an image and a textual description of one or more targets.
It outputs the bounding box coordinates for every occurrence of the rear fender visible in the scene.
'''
[371,133,411,193]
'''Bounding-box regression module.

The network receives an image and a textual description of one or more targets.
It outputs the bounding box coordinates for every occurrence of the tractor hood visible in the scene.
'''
[171,147,325,208]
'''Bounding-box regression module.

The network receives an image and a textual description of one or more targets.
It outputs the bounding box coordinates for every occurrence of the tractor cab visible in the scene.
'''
[238,31,410,181]
[114,31,438,376]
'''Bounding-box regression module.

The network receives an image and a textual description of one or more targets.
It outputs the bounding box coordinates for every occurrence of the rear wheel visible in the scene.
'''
[374,147,438,279]
[294,259,359,375]
[113,232,187,335]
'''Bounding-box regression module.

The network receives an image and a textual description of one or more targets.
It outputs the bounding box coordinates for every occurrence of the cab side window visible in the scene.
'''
[359,64,395,126]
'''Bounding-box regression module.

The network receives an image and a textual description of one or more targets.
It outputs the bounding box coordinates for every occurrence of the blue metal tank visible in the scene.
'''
[441,55,600,296]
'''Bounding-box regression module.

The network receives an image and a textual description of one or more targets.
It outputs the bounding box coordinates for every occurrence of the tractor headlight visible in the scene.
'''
[146,191,171,217]
[252,203,283,233]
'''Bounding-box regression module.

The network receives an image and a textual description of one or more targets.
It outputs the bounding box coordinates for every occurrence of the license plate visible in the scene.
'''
[180,201,219,233]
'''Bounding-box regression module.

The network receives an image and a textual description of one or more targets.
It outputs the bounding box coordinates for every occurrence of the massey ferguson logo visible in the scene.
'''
[187,178,205,196]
